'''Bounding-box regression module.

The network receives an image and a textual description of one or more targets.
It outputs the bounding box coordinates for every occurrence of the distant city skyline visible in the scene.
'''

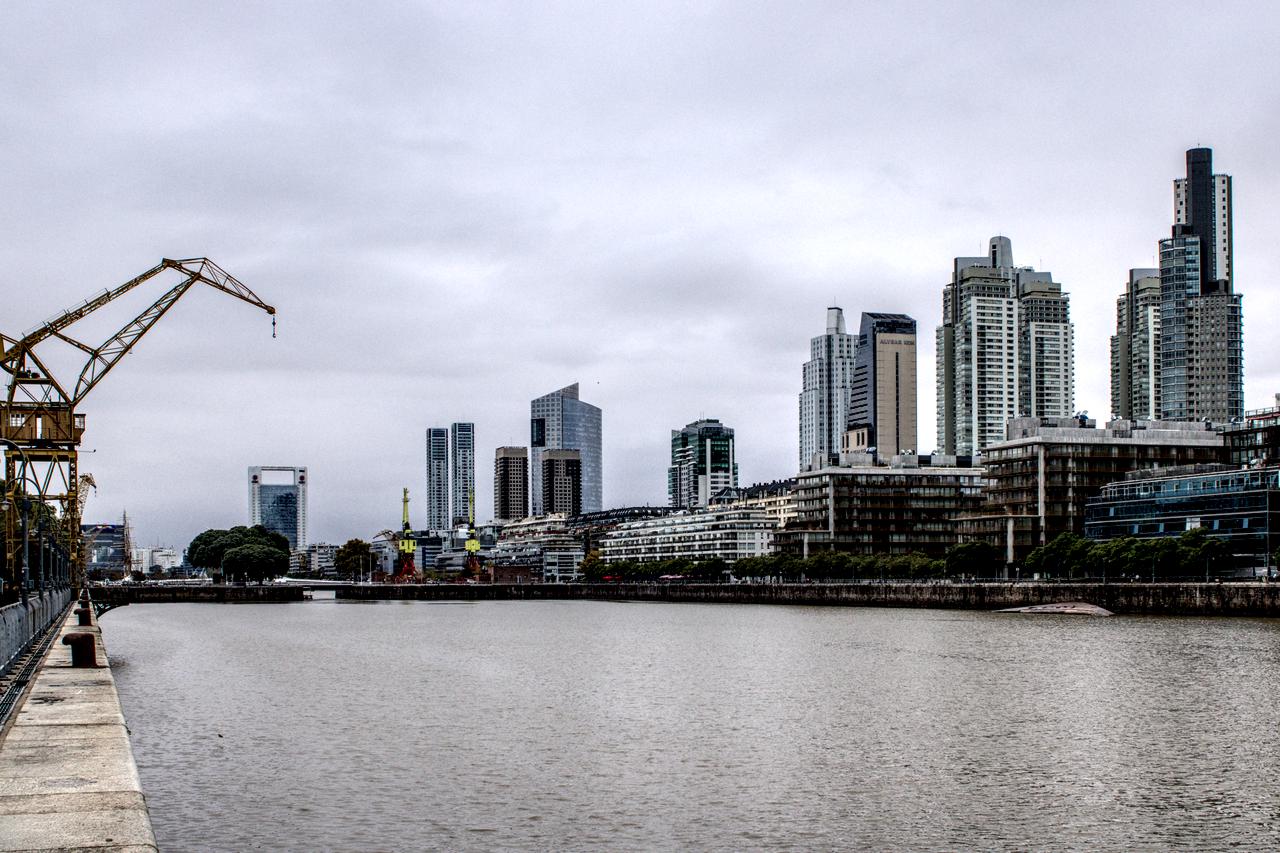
[14,5,1276,550]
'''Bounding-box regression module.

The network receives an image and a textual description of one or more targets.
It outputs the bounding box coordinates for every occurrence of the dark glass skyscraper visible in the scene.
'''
[668,419,737,509]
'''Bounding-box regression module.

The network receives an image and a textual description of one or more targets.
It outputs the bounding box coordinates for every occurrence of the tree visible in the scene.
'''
[1177,527,1231,579]
[222,543,288,584]
[579,550,606,582]
[945,541,1000,578]
[188,525,291,581]
[1025,532,1093,579]
[1089,536,1139,580]
[334,539,373,581]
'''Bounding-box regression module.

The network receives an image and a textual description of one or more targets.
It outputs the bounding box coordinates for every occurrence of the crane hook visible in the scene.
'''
[272,316,277,339]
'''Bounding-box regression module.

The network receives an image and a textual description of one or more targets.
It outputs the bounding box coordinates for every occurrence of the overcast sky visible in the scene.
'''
[3,1,1278,551]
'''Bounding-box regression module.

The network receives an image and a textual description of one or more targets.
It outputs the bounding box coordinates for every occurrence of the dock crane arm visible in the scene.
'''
[70,259,275,405]
[4,258,274,360]
[1,258,275,408]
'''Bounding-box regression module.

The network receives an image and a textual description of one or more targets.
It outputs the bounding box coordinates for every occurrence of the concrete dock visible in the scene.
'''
[0,604,156,852]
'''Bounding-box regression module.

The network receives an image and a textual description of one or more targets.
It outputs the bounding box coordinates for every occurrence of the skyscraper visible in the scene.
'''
[847,313,917,455]
[494,446,529,522]
[799,307,857,470]
[936,236,1074,456]
[668,419,738,509]
[530,383,602,515]
[450,422,475,527]
[1159,147,1242,422]
[248,466,307,550]
[541,449,582,517]
[1110,268,1162,420]
[425,428,449,530]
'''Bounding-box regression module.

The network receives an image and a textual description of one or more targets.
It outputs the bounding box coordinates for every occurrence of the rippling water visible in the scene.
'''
[105,598,1280,852]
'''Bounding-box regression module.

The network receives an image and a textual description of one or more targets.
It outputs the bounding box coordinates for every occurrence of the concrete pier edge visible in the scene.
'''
[0,601,157,853]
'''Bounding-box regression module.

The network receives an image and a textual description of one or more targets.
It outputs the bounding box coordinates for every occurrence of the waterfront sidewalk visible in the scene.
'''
[0,607,157,852]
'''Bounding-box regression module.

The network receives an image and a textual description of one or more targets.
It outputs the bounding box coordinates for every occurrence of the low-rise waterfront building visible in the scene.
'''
[289,542,339,577]
[82,524,129,580]
[1223,394,1280,467]
[775,455,984,559]
[132,547,180,573]
[1084,463,1279,578]
[960,416,1228,564]
[491,513,584,582]
[600,506,776,563]
[709,479,797,529]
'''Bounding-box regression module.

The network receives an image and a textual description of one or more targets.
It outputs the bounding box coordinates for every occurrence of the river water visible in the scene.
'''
[105,598,1280,852]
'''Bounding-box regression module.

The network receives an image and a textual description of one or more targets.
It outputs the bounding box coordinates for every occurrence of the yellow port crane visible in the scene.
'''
[0,258,275,592]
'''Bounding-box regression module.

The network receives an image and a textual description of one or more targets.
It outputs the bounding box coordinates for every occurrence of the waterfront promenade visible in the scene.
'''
[0,598,156,852]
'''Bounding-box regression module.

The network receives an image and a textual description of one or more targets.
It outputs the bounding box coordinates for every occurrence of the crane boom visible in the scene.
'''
[0,257,275,595]
[3,258,274,361]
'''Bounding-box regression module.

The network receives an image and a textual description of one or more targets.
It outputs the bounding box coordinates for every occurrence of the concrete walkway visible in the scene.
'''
[0,607,156,852]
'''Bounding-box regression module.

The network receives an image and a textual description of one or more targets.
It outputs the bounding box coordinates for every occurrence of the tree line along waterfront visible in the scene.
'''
[169,524,1277,586]
[579,528,1272,584]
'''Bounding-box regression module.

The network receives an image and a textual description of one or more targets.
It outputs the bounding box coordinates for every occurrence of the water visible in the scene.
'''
[105,598,1280,852]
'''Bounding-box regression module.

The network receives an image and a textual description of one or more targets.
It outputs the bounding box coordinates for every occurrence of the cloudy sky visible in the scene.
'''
[3,1,1278,551]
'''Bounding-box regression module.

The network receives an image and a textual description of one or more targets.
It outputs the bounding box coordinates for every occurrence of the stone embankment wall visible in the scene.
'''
[336,582,1280,616]
[94,584,306,607]
[1,587,75,672]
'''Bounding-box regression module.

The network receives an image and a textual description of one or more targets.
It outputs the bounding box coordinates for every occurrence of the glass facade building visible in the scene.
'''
[530,383,602,515]
[248,466,307,550]
[669,419,737,509]
[1085,465,1279,578]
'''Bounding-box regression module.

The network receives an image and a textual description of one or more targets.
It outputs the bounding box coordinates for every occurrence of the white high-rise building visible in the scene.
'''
[425,428,449,531]
[450,422,475,527]
[1110,268,1162,420]
[936,236,1074,456]
[799,307,857,471]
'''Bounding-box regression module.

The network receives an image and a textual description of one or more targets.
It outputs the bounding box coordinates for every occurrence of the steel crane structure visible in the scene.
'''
[0,258,275,593]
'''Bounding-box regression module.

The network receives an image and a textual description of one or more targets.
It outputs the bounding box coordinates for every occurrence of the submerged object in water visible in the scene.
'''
[997,601,1113,616]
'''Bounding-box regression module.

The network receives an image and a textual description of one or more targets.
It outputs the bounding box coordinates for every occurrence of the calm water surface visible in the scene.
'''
[105,599,1280,852]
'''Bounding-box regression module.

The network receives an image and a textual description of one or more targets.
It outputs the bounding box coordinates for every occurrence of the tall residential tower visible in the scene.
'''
[668,419,738,509]
[847,312,917,455]
[799,307,857,470]
[1110,268,1162,420]
[1158,147,1242,422]
[450,422,475,527]
[493,446,529,523]
[425,428,449,530]
[936,236,1074,456]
